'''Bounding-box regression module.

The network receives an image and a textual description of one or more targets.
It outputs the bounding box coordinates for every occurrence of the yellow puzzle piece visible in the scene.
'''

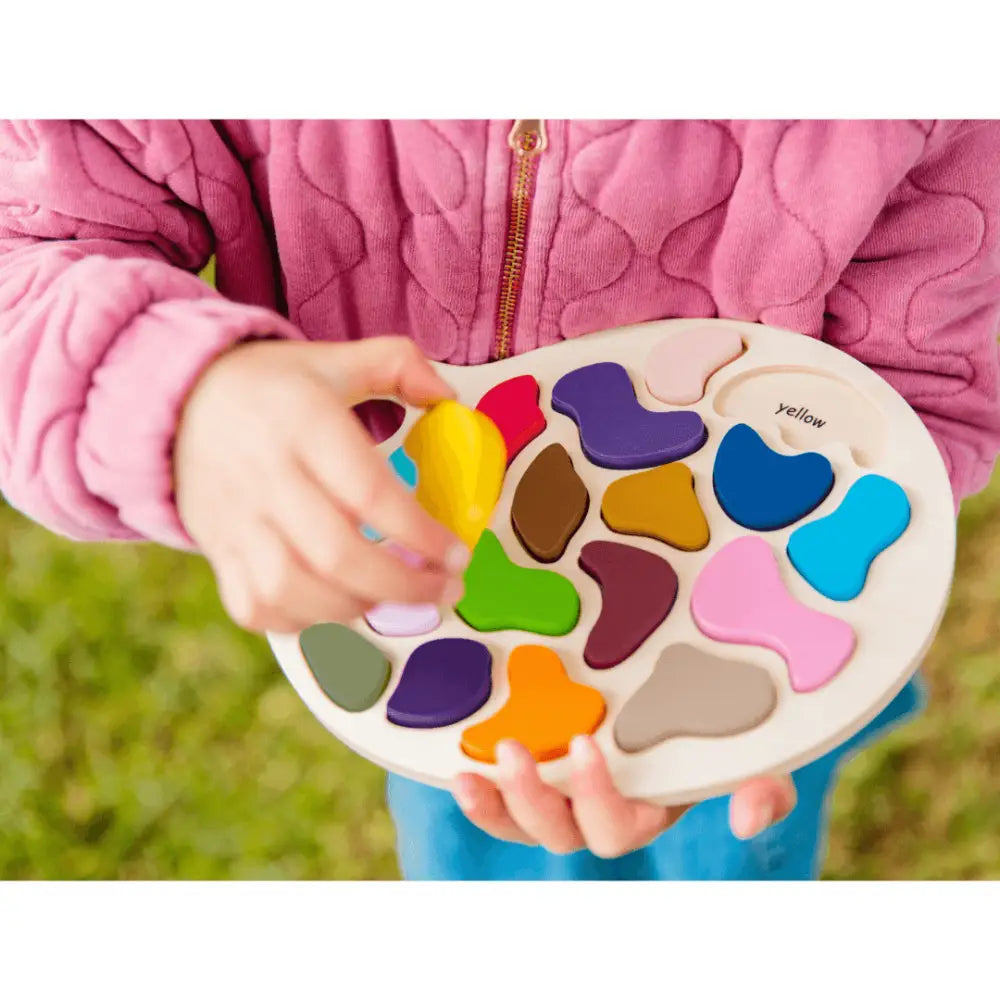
[403,401,506,550]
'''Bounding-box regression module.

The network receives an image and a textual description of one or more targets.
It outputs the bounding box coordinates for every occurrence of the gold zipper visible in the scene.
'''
[493,119,547,360]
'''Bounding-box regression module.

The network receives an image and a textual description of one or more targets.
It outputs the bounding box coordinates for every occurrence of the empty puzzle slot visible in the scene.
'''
[713,366,885,467]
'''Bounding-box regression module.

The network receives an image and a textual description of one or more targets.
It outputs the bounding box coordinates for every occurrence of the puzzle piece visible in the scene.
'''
[551,362,707,469]
[354,399,405,443]
[476,374,546,465]
[460,645,606,763]
[579,540,679,669]
[403,401,506,550]
[386,638,492,729]
[511,443,589,562]
[388,446,418,488]
[601,462,709,552]
[713,423,834,531]
[644,327,743,405]
[691,536,856,693]
[364,602,440,637]
[364,543,441,637]
[361,446,419,542]
[614,644,778,753]
[299,623,391,712]
[787,474,911,601]
[456,530,580,636]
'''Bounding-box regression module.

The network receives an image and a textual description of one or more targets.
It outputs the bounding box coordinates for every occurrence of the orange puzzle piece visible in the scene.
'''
[460,645,607,764]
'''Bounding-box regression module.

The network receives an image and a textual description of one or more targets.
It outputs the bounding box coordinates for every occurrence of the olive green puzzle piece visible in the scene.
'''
[456,529,580,636]
[299,623,391,712]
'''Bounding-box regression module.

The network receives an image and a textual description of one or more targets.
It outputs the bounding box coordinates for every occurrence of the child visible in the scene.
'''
[2,119,999,880]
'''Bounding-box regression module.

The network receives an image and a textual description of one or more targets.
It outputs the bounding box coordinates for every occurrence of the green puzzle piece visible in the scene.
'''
[456,530,580,636]
[299,623,391,712]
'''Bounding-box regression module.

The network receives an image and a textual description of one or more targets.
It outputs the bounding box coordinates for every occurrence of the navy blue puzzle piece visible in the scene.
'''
[713,423,834,531]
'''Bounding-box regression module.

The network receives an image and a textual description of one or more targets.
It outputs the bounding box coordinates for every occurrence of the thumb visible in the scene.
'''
[729,774,798,840]
[310,336,457,408]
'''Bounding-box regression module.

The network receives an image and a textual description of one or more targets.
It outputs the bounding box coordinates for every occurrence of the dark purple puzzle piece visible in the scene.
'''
[551,362,707,469]
[386,638,493,729]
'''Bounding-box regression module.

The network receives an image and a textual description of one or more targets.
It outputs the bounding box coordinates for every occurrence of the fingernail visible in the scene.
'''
[733,799,775,839]
[731,798,753,839]
[570,735,596,769]
[442,578,465,605]
[496,741,522,779]
[753,802,776,836]
[445,544,471,575]
[453,777,477,812]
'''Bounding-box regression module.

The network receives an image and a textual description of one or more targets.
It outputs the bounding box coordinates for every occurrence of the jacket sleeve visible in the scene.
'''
[823,120,1000,508]
[0,120,304,549]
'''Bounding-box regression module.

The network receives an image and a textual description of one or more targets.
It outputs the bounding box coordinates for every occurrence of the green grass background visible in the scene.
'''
[2,467,999,879]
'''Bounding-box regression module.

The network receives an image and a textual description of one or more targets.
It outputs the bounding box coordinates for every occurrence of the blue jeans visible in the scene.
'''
[386,677,924,880]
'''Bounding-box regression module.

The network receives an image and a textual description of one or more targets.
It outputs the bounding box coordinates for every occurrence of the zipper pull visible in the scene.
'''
[508,119,547,157]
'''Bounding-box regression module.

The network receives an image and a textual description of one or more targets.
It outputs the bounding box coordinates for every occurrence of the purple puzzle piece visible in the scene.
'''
[551,362,707,469]
[386,638,493,729]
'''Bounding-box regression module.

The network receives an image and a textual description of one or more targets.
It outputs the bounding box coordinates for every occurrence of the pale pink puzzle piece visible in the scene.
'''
[644,327,744,405]
[364,543,442,637]
[690,535,856,693]
[365,602,441,638]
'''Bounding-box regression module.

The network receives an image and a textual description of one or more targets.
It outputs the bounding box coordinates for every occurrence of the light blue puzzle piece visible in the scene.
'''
[362,446,418,541]
[787,474,911,602]
[388,446,417,489]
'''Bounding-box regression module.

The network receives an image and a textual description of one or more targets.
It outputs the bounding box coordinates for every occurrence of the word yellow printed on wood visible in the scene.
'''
[404,401,506,549]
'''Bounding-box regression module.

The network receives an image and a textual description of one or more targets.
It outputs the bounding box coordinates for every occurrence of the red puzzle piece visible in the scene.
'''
[476,375,546,465]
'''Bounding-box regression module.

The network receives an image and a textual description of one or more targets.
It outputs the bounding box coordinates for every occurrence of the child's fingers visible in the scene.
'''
[215,561,304,635]
[568,736,684,859]
[269,461,460,607]
[493,741,585,856]
[451,773,538,846]
[301,402,468,573]
[225,525,371,632]
[729,774,798,840]
[313,336,456,409]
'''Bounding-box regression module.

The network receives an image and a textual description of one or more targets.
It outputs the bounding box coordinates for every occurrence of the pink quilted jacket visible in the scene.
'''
[2,119,1000,550]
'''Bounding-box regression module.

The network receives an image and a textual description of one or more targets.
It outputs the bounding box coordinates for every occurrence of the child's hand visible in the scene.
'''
[452,737,797,857]
[174,336,470,633]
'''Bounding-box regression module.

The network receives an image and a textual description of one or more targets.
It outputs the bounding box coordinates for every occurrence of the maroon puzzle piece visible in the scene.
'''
[579,540,679,669]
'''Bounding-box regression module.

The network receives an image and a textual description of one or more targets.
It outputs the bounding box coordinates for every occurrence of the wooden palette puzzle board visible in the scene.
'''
[267,318,956,806]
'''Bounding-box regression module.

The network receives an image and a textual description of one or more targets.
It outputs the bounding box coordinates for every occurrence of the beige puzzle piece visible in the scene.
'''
[614,643,778,753]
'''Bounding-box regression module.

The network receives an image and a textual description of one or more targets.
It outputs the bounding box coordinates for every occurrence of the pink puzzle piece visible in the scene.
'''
[364,543,442,637]
[690,535,856,693]
[365,602,441,638]
[644,327,744,405]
